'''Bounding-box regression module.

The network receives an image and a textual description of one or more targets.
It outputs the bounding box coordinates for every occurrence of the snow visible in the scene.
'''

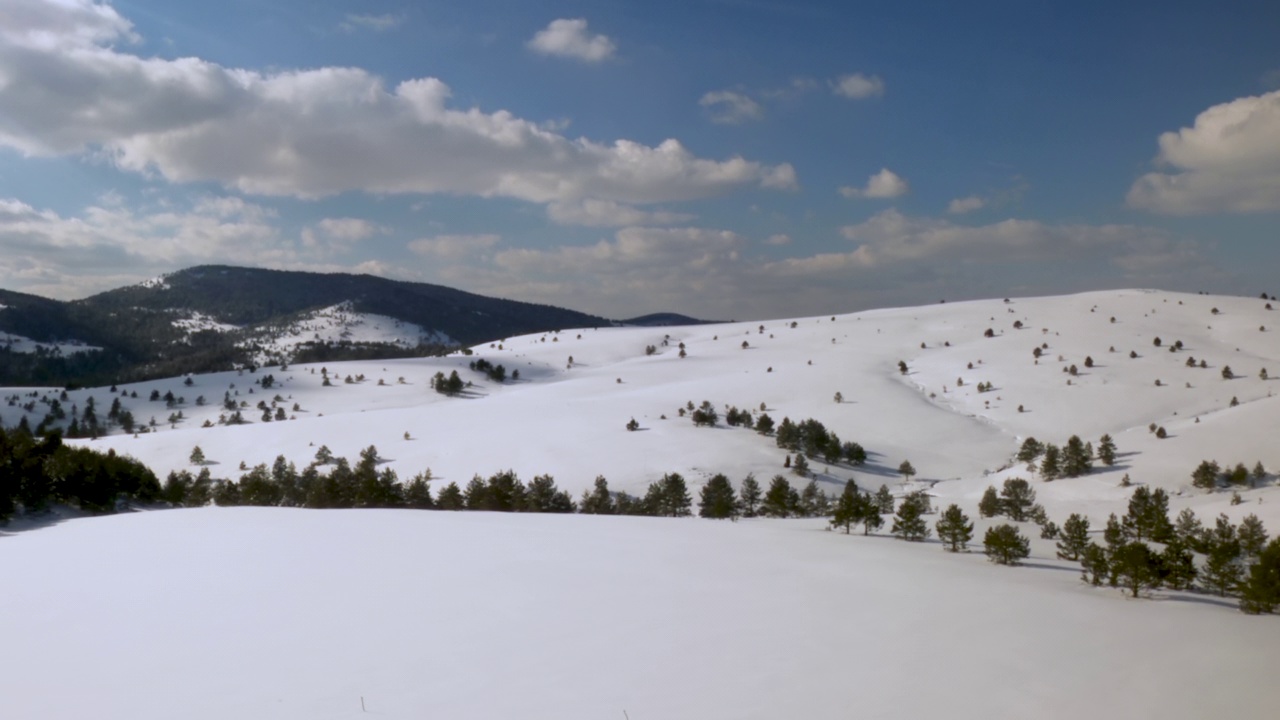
[170,311,240,337]
[1,507,1277,720]
[0,329,100,355]
[3,288,1280,717]
[237,302,455,365]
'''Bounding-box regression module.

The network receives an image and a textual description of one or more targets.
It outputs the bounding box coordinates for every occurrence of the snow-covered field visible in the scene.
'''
[2,507,1277,720]
[236,302,455,365]
[0,329,99,355]
[3,288,1280,718]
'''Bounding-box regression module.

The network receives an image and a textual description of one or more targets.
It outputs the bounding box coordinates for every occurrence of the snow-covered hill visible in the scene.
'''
[4,288,1280,718]
[236,302,455,365]
[1,507,1276,720]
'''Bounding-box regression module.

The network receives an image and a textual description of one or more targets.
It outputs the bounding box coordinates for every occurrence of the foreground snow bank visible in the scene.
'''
[1,508,1276,719]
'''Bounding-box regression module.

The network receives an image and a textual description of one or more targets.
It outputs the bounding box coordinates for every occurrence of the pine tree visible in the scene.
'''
[1238,514,1269,559]
[738,474,762,517]
[580,476,616,514]
[189,445,206,466]
[1056,513,1091,561]
[1239,538,1280,614]
[1202,514,1244,596]
[983,524,1030,565]
[1158,540,1198,591]
[856,493,884,535]
[1097,434,1117,466]
[1173,508,1205,551]
[792,453,810,477]
[1080,543,1109,586]
[698,474,739,519]
[436,481,464,510]
[935,504,974,552]
[1016,437,1044,464]
[526,474,575,513]
[1040,444,1061,480]
[314,445,334,465]
[830,481,861,534]
[1061,435,1092,477]
[1124,486,1173,542]
[891,494,930,541]
[657,473,692,517]
[1192,460,1220,490]
[898,460,917,481]
[1111,541,1161,598]
[798,478,823,517]
[873,484,894,514]
[761,475,798,517]
[999,477,1036,521]
[978,485,1002,518]
[403,472,434,509]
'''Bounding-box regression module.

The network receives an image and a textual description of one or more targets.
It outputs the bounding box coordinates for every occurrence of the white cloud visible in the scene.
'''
[314,218,381,241]
[0,2,790,209]
[764,234,791,246]
[1127,89,1280,214]
[339,13,405,33]
[832,73,885,100]
[527,18,615,63]
[947,195,986,214]
[839,168,909,199]
[408,234,501,261]
[547,199,694,227]
[699,90,764,124]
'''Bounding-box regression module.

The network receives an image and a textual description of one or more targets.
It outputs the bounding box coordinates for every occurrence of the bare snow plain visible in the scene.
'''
[3,288,1280,718]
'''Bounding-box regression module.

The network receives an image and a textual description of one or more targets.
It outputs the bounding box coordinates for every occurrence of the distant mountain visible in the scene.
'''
[621,313,720,327]
[0,266,611,386]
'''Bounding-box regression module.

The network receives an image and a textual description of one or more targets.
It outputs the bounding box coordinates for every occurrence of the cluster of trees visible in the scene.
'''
[0,425,160,520]
[431,370,465,396]
[1016,434,1115,480]
[775,416,867,466]
[468,358,508,383]
[1191,460,1268,491]
[1054,487,1280,612]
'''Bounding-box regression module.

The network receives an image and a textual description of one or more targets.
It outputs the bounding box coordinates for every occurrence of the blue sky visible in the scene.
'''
[0,0,1278,319]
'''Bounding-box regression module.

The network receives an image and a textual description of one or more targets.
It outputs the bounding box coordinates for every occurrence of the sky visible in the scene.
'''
[0,0,1278,320]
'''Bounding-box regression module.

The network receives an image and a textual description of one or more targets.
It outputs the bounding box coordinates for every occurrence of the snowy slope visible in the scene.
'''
[0,329,99,355]
[237,302,455,365]
[3,288,1279,530]
[1,507,1276,720]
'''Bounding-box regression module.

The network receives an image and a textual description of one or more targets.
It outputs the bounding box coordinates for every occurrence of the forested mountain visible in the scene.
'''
[0,266,612,386]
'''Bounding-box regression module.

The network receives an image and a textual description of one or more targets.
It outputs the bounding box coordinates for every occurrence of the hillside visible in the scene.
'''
[0,266,611,385]
[4,287,1280,718]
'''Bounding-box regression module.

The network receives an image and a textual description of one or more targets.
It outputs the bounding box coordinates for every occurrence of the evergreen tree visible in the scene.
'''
[1016,437,1044,464]
[856,492,884,535]
[580,476,616,515]
[1191,460,1220,491]
[1111,541,1161,598]
[841,441,867,465]
[1174,507,1205,551]
[1061,435,1092,477]
[978,485,1002,518]
[1202,514,1244,596]
[1239,538,1280,614]
[983,524,1030,565]
[891,495,930,541]
[189,445,206,466]
[761,475,798,518]
[653,473,692,517]
[403,472,434,509]
[1238,514,1269,559]
[1040,444,1061,480]
[1097,434,1117,466]
[738,473,762,517]
[774,417,799,449]
[314,445,334,465]
[1124,486,1172,542]
[1056,513,1091,561]
[1158,540,1198,591]
[791,453,810,477]
[1079,543,1109,586]
[830,481,861,534]
[999,477,1036,521]
[436,481,464,510]
[754,413,775,435]
[872,484,894,514]
[798,478,824,517]
[526,474,576,513]
[698,474,739,519]
[935,504,974,552]
[898,460,917,481]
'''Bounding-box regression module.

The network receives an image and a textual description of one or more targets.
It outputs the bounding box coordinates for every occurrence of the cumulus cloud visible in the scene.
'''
[947,195,986,214]
[339,13,405,33]
[832,73,885,99]
[0,1,789,208]
[547,199,694,227]
[699,90,764,124]
[764,234,791,246]
[839,168,909,199]
[527,18,615,62]
[1127,90,1280,214]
